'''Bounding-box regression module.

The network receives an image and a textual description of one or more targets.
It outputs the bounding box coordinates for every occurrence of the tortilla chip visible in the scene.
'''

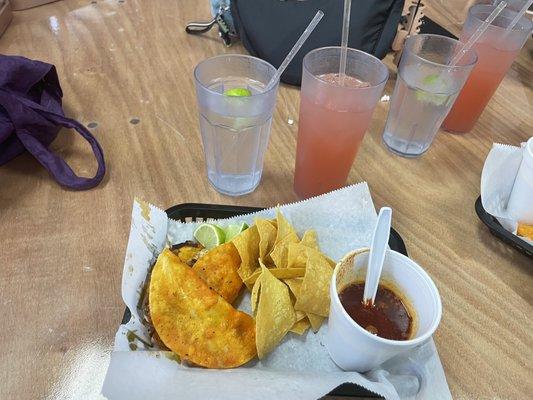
[251,276,261,316]
[275,209,298,244]
[192,242,242,303]
[270,232,299,268]
[255,265,296,359]
[294,250,333,317]
[232,225,260,286]
[243,267,305,287]
[149,249,256,368]
[300,230,319,249]
[287,243,310,269]
[289,317,310,335]
[256,218,277,263]
[325,256,337,268]
[295,309,306,322]
[284,277,303,297]
[284,278,325,331]
[307,313,325,332]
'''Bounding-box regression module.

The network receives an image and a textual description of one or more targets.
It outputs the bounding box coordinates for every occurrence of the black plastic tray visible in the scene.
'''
[475,196,533,258]
[122,203,411,399]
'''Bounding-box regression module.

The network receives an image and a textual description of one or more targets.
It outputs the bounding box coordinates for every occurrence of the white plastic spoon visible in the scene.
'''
[363,207,392,306]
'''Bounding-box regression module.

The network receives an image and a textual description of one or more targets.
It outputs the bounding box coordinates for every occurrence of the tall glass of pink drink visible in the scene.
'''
[442,4,532,133]
[294,47,388,199]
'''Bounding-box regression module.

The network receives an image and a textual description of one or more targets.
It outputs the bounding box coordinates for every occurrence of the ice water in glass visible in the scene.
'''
[382,34,477,157]
[194,55,278,196]
[383,65,460,156]
[200,77,272,195]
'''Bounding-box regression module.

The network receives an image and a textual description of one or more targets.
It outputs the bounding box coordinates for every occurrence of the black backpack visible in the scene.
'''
[187,0,405,85]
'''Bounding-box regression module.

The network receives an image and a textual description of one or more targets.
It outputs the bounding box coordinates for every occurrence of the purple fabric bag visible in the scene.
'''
[0,55,105,190]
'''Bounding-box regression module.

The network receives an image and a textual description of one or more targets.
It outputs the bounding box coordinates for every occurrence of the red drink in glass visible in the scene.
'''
[294,47,388,198]
[442,5,532,133]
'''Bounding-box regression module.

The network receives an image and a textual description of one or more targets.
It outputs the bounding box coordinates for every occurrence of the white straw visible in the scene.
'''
[266,10,324,90]
[339,0,352,85]
[505,0,532,31]
[450,1,507,66]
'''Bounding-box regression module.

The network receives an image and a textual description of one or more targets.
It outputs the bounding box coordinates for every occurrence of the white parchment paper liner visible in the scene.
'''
[102,183,451,400]
[480,142,533,245]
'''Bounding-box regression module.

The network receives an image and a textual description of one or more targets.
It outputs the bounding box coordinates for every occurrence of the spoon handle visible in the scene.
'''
[363,207,392,305]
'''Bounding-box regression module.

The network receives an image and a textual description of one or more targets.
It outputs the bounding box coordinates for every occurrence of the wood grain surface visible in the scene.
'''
[0,1,531,399]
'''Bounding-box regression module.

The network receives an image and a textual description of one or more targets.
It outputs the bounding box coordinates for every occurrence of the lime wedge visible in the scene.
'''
[416,73,450,106]
[422,74,440,86]
[193,223,226,250]
[224,87,252,97]
[224,222,249,242]
[415,90,449,106]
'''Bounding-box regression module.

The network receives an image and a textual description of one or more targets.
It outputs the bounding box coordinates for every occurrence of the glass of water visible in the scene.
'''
[382,34,477,157]
[194,54,279,196]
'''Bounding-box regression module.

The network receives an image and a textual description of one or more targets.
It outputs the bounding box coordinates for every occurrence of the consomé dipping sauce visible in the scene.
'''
[338,282,413,341]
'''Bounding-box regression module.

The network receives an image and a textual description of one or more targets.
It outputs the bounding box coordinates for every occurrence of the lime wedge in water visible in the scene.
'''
[224,87,252,97]
[415,74,449,106]
[422,74,440,86]
[224,222,249,242]
[193,223,226,250]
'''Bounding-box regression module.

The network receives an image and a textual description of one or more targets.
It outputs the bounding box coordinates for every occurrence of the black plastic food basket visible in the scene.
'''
[121,203,411,399]
[475,196,533,258]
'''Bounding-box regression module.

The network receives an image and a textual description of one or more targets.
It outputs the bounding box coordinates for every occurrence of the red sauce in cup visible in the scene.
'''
[339,282,413,341]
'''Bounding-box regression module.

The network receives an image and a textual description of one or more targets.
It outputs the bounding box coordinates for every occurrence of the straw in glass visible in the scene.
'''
[338,0,352,85]
[449,1,507,66]
[265,10,324,90]
[505,0,532,31]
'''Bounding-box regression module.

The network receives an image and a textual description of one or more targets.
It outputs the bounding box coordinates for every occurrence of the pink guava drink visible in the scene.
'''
[442,5,532,133]
[294,47,388,199]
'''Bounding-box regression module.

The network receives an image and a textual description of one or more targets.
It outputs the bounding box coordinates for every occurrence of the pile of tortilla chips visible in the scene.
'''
[232,210,335,359]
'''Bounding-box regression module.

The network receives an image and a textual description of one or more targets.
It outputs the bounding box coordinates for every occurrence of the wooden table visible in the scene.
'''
[0,1,531,399]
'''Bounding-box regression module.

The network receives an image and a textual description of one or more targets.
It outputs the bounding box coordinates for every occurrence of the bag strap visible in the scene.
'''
[16,113,105,190]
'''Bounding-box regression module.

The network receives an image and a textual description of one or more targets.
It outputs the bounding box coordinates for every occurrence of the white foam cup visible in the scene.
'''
[327,248,442,372]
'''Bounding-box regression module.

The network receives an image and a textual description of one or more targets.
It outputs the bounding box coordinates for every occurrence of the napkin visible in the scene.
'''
[481,140,533,242]
[102,183,451,400]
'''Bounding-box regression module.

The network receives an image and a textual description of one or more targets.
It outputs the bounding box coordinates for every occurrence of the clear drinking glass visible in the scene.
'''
[382,34,477,157]
[442,5,533,133]
[293,47,389,199]
[194,54,278,196]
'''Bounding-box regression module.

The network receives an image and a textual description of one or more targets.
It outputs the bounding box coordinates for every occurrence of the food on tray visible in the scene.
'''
[294,249,333,317]
[307,312,326,332]
[232,225,261,285]
[149,249,256,368]
[224,222,249,241]
[194,223,226,249]
[242,267,305,287]
[230,211,335,356]
[517,223,533,241]
[290,317,311,335]
[193,222,249,250]
[339,282,414,341]
[254,264,296,359]
[170,241,205,266]
[144,209,335,366]
[256,218,277,263]
[192,242,243,303]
